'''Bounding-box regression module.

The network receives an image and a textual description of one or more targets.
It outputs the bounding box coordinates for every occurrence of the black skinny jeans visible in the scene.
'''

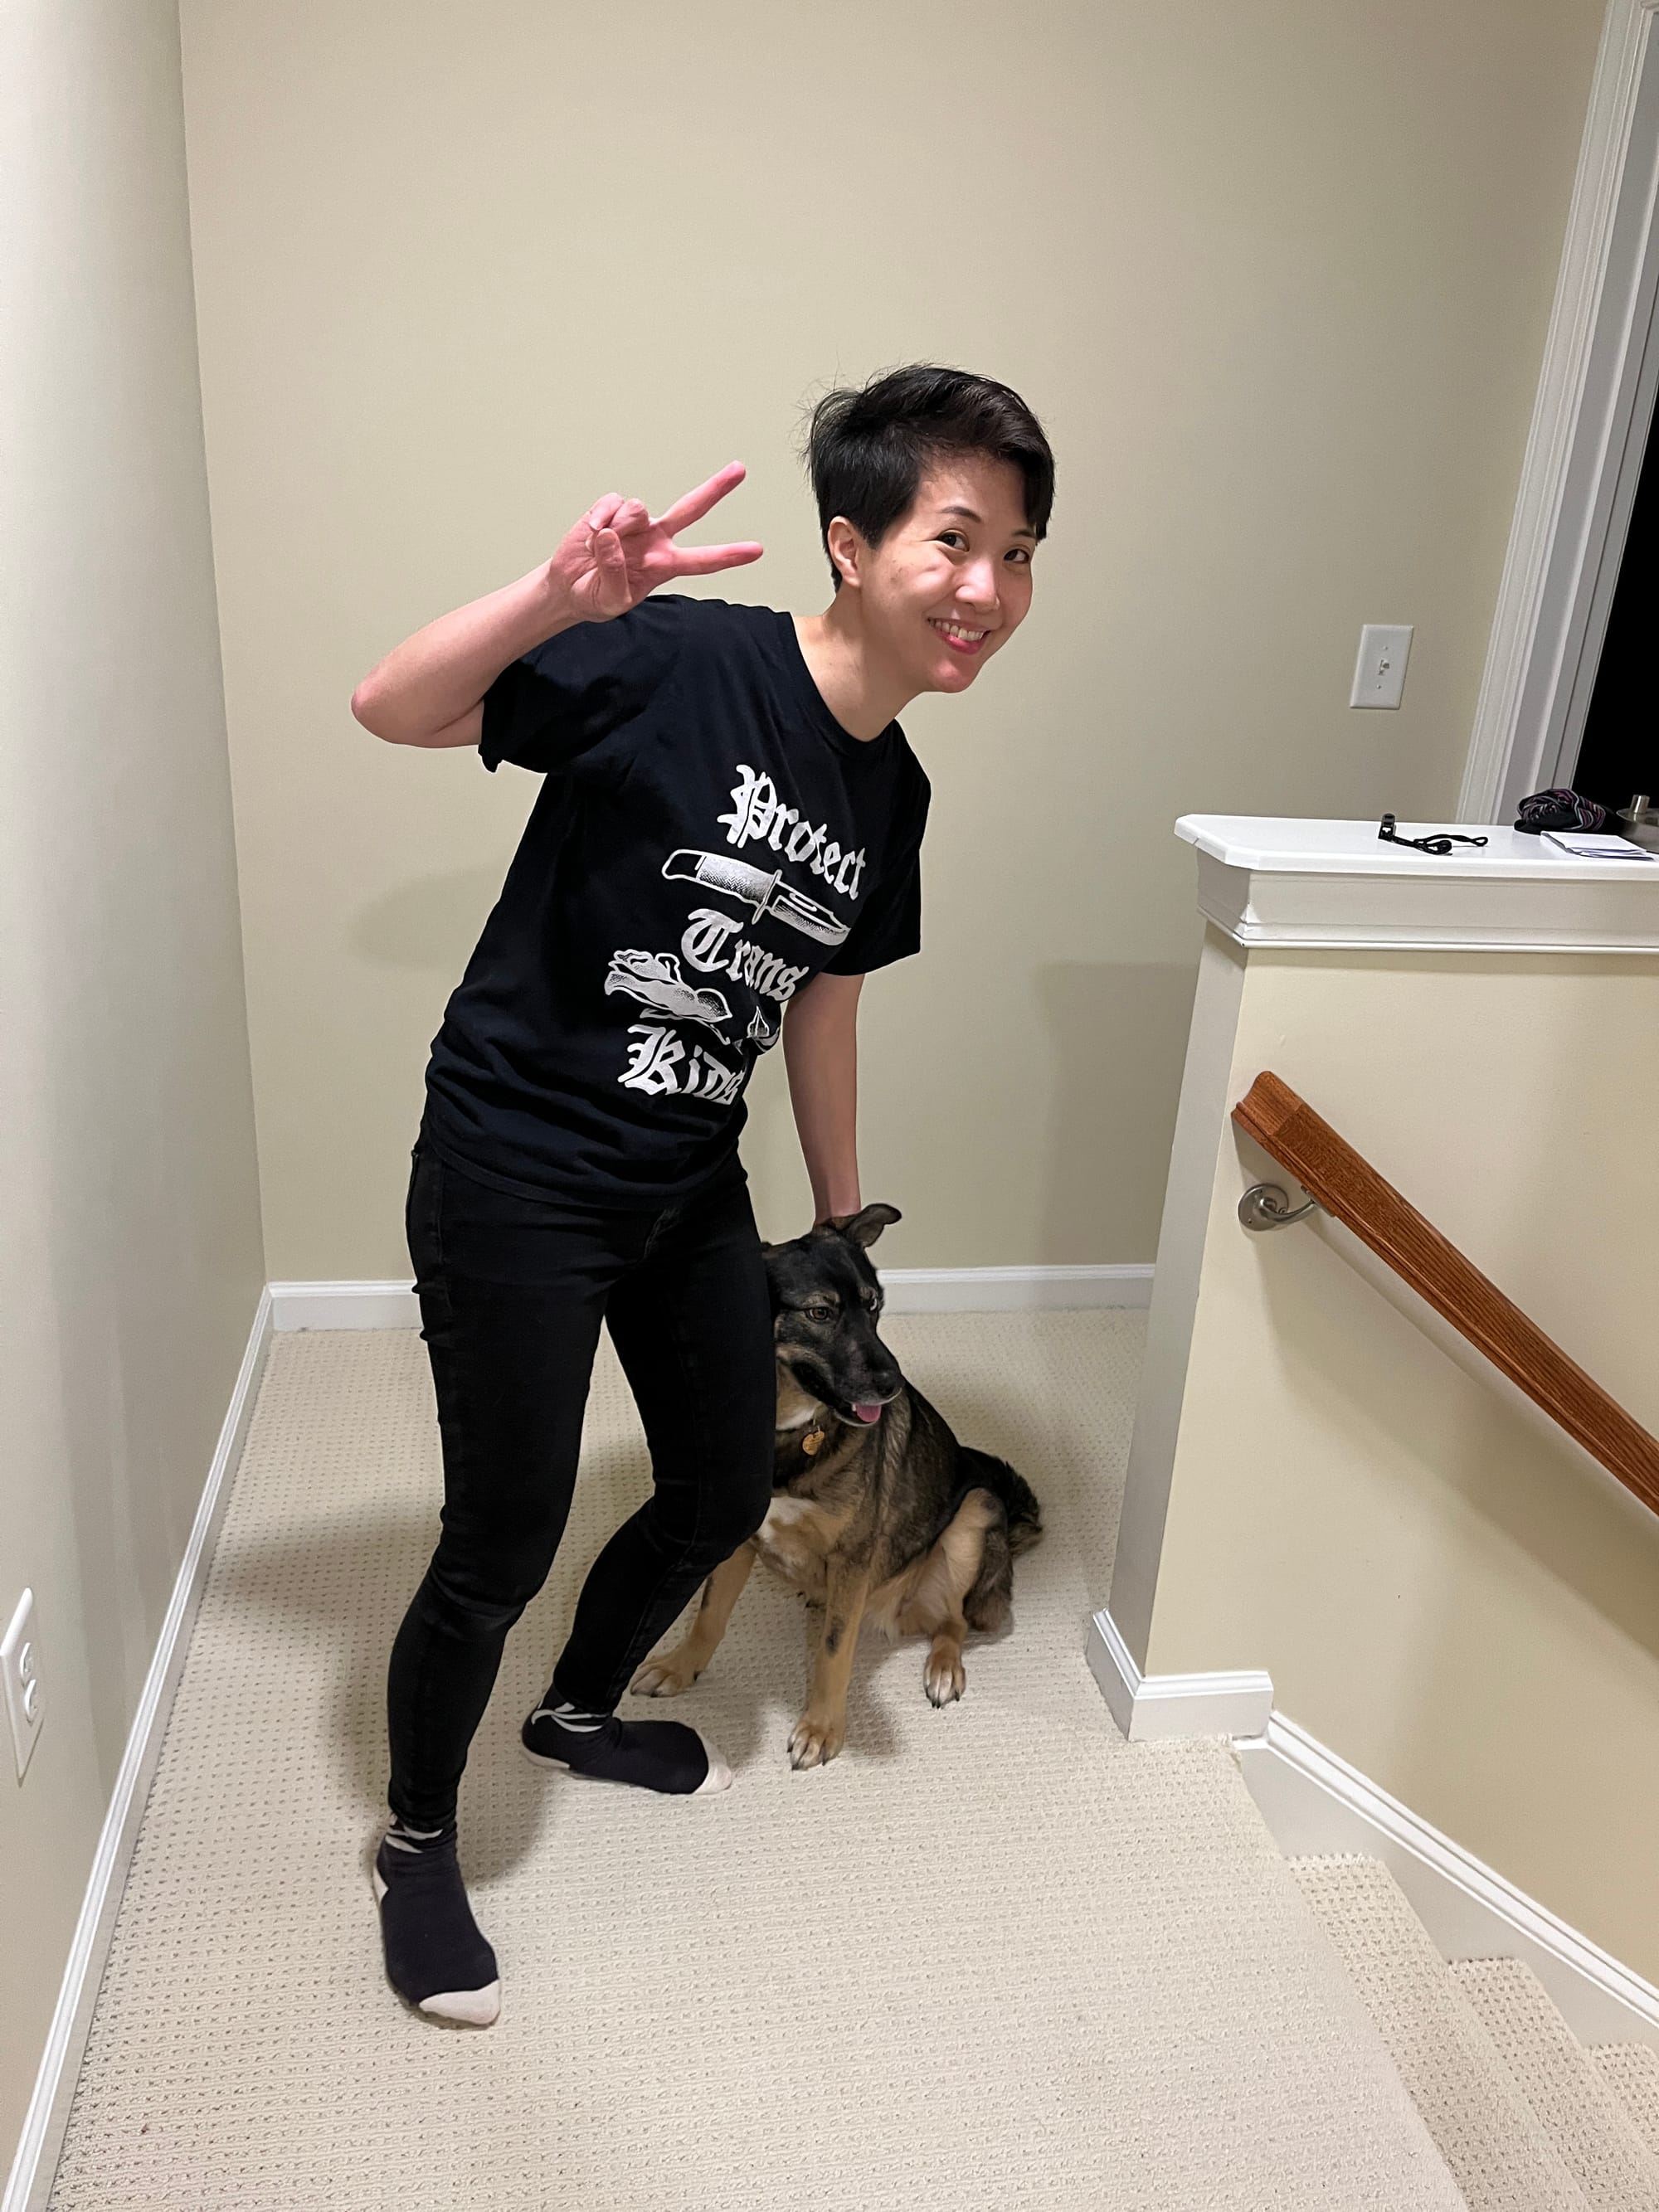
[387,1140,776,1830]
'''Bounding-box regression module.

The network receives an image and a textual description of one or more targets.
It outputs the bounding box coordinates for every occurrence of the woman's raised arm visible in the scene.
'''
[350,464,763,747]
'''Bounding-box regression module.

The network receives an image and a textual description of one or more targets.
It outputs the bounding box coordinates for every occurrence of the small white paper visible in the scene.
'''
[1541,831,1657,861]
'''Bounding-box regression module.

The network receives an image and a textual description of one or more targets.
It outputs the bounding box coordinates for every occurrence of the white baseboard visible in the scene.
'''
[269,1280,419,1330]
[880,1264,1153,1313]
[1085,1607,1274,1740]
[1238,1712,1659,2054]
[270,1263,1155,1331]
[2,1291,275,2212]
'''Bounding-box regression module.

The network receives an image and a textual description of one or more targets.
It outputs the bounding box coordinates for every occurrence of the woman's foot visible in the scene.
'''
[519,1700,732,1794]
[372,1821,500,2026]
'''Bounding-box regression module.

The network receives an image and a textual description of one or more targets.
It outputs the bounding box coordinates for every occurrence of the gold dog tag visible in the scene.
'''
[801,1427,825,1456]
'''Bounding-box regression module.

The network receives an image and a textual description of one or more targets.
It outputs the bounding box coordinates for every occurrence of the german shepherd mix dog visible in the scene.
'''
[630,1204,1042,1768]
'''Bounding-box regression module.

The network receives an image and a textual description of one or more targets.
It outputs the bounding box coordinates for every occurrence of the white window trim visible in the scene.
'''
[1459,0,1659,824]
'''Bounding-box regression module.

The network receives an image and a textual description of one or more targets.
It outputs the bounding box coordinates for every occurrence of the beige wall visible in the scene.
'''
[1134,944,1659,1981]
[0,0,264,2174]
[176,0,1604,1281]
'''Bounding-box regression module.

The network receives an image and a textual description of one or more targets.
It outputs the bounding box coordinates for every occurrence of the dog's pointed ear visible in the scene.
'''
[817,1202,902,1249]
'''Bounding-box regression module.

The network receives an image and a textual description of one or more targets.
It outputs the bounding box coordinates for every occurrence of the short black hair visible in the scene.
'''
[803,363,1054,591]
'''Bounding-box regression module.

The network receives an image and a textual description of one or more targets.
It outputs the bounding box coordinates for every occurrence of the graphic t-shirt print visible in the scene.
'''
[603,762,866,1104]
[429,596,925,1205]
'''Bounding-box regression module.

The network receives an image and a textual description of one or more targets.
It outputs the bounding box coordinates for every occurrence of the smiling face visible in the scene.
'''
[828,451,1037,698]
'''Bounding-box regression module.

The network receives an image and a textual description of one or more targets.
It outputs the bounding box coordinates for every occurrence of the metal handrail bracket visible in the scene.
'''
[1238,1183,1320,1232]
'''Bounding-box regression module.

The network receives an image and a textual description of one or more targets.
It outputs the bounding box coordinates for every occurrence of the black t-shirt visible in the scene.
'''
[419,595,932,1207]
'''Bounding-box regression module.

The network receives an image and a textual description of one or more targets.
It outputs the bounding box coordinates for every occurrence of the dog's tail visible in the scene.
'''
[960,1446,1044,1557]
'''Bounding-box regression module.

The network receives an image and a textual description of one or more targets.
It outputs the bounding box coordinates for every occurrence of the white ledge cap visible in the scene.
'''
[1174,814,1659,952]
[1175,814,1659,879]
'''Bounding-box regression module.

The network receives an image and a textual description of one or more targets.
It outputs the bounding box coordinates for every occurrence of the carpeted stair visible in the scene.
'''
[1591,2046,1659,2165]
[1294,1854,1659,2210]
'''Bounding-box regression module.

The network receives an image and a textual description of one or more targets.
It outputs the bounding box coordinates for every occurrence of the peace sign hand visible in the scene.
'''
[549,463,764,624]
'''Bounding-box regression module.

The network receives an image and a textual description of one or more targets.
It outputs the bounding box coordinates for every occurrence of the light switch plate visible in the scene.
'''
[1350,624,1413,709]
[2,1589,44,1781]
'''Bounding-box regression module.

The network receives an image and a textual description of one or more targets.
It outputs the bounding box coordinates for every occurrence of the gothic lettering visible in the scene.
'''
[718,765,866,899]
[679,907,809,1004]
[620,1023,743,1105]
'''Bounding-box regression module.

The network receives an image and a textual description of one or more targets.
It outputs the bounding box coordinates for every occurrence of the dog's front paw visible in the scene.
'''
[924,1647,966,1706]
[787,1713,844,1769]
[630,1651,699,1698]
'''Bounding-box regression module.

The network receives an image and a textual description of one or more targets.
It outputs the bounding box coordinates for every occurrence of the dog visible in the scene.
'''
[630,1203,1042,1767]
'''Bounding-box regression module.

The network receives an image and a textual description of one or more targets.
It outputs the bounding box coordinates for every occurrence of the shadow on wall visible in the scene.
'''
[1033,956,1199,1266]
[343,894,1203,1274]
[348,864,508,972]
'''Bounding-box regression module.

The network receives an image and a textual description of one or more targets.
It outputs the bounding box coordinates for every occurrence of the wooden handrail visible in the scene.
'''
[1233,1070,1659,1517]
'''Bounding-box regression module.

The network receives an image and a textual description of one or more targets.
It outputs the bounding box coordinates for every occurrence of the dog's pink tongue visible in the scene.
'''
[852,1402,883,1425]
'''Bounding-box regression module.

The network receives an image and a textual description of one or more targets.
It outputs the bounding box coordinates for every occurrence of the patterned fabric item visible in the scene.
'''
[1514,787,1608,834]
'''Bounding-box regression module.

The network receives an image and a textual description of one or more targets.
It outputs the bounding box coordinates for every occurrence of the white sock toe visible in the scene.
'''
[420,1978,501,2027]
[695,1738,733,1793]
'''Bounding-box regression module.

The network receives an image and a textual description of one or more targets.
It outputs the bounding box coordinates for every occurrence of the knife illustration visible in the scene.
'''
[662,849,849,946]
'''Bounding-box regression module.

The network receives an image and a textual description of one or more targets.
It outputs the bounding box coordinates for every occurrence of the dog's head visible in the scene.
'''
[760,1203,903,1432]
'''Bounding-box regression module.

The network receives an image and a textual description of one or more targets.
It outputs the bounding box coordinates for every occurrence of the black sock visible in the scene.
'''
[520,1699,732,1795]
[373,1820,500,2025]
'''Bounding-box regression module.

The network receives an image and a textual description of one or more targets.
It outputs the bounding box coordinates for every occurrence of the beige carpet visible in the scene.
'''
[1295,1855,1659,2210]
[1451,1961,1659,2209]
[48,1310,1460,2210]
[1593,2046,1659,2163]
[1293,1854,1587,2210]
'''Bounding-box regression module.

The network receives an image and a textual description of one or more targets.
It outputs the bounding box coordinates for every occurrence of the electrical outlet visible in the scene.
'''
[1350,624,1413,709]
[2,1589,44,1781]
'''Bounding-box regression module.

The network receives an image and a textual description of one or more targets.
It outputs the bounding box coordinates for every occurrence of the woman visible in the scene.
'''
[350,364,1053,2024]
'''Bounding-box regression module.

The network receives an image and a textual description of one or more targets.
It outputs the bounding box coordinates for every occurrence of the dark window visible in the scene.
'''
[1572,416,1659,813]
